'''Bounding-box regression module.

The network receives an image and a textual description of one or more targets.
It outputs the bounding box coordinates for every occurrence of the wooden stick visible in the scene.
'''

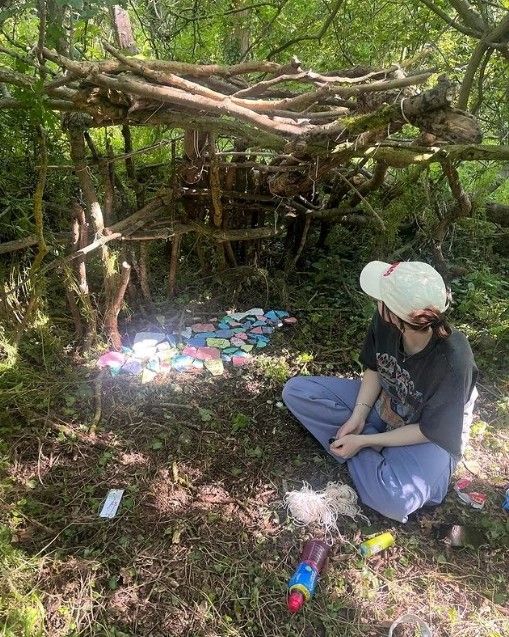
[208,133,223,228]
[168,236,181,297]
[121,225,193,240]
[68,128,113,302]
[31,126,48,271]
[0,235,38,254]
[14,126,48,344]
[138,242,152,302]
[191,222,285,241]
[43,46,282,77]
[292,216,312,267]
[103,262,131,350]
[88,369,105,435]
[73,201,97,350]
[64,209,84,341]
[87,72,308,137]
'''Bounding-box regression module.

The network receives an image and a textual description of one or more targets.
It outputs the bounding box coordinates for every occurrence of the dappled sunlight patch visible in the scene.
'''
[118,450,150,466]
[147,470,192,516]
[7,456,53,488]
[40,557,98,637]
[0,328,18,373]
[195,482,232,506]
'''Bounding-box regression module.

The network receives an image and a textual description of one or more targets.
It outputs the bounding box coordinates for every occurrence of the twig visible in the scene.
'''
[292,215,312,267]
[334,171,386,229]
[88,370,104,435]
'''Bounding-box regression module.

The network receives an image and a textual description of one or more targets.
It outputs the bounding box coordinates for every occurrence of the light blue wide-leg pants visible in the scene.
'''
[282,376,456,523]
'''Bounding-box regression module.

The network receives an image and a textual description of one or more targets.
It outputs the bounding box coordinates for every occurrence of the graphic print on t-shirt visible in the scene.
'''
[375,353,423,428]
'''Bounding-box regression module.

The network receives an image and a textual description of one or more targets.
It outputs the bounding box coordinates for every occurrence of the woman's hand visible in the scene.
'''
[329,434,364,459]
[335,416,365,439]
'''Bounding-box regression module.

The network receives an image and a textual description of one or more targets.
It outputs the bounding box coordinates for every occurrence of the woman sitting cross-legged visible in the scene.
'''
[282,261,478,523]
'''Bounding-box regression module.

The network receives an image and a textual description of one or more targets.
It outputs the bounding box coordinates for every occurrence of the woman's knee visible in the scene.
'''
[348,456,426,523]
[358,476,443,522]
[364,495,411,523]
[282,376,312,407]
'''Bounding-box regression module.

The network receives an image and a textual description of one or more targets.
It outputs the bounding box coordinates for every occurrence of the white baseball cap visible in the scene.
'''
[360,261,448,324]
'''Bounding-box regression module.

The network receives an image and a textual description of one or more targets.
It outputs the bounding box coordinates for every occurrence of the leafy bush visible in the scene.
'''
[451,265,509,375]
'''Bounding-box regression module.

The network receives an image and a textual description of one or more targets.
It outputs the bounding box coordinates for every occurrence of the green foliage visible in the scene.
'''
[0,523,45,637]
[254,353,291,384]
[452,265,509,374]
[231,412,252,432]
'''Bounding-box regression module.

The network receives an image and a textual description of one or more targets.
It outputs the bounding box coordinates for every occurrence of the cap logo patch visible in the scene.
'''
[383,262,401,277]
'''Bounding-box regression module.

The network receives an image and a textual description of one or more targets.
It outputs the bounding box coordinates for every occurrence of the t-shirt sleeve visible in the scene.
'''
[419,363,474,459]
[359,314,378,371]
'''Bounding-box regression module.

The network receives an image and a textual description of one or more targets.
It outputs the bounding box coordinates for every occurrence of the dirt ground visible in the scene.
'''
[4,317,509,637]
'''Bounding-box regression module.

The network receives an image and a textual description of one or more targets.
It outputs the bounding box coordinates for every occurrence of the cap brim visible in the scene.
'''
[359,261,389,300]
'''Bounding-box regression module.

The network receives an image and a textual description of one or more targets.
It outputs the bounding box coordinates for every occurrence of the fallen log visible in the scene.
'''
[0,235,39,254]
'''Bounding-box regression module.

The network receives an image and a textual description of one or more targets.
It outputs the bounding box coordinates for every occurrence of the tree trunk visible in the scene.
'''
[168,236,181,297]
[138,242,152,302]
[110,6,138,54]
[103,261,131,350]
[72,201,97,350]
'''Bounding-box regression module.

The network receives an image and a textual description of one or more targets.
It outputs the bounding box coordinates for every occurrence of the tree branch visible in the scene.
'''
[470,48,494,114]
[267,0,346,59]
[87,71,308,137]
[31,126,48,271]
[448,0,486,33]
[457,40,489,110]
[0,235,38,255]
[419,0,482,37]
[42,47,283,77]
[336,142,509,165]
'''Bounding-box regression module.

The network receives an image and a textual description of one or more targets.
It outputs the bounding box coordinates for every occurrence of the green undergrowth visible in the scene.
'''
[0,524,45,637]
[0,323,96,635]
[451,265,509,376]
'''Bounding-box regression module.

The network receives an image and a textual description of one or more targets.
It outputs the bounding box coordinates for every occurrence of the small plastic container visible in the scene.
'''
[388,613,432,636]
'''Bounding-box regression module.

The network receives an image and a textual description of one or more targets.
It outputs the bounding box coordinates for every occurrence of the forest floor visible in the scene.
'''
[1,300,509,637]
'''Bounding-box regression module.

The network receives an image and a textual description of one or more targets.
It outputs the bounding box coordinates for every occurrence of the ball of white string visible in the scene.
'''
[284,481,369,537]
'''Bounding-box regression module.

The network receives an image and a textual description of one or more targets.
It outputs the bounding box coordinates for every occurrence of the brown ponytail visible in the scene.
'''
[408,307,452,339]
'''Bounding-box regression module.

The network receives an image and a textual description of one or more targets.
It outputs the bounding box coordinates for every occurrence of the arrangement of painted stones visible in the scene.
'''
[97,308,297,381]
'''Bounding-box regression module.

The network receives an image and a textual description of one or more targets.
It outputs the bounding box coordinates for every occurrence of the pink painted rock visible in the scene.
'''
[191,323,216,333]
[284,317,298,325]
[195,347,221,360]
[231,337,245,347]
[232,356,250,367]
[236,332,248,340]
[97,351,126,368]
[183,346,220,360]
[250,326,264,335]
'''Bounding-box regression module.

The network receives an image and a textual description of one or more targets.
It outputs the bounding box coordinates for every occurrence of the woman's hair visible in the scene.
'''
[408,307,452,339]
[380,302,451,339]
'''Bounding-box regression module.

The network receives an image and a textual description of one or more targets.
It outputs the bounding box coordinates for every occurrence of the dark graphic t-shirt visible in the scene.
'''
[360,312,478,459]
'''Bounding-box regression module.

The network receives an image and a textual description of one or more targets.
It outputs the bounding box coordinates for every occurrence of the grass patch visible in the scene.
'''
[0,524,45,637]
